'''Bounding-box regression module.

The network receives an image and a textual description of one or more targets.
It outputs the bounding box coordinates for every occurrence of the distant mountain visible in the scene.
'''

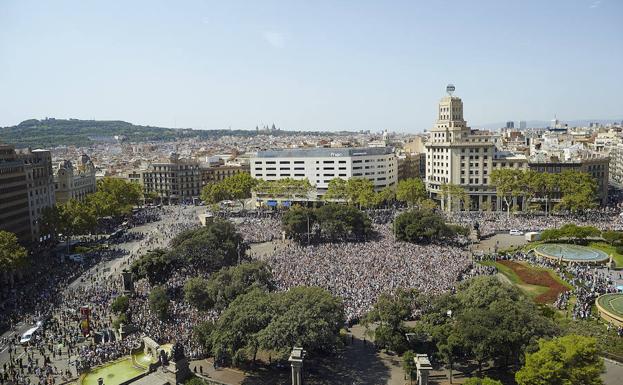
[475,119,623,130]
[0,118,338,148]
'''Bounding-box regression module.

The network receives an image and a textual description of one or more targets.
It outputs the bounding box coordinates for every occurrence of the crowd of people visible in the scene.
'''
[258,224,475,322]
[447,208,623,237]
[4,202,623,384]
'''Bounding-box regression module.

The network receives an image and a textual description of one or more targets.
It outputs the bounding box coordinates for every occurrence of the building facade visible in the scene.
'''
[251,147,397,198]
[54,154,97,204]
[0,144,31,242]
[142,153,201,204]
[424,89,497,210]
[200,164,249,187]
[17,149,55,242]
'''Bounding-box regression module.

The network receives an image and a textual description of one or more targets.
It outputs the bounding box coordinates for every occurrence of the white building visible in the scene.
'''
[251,147,397,198]
[425,86,497,210]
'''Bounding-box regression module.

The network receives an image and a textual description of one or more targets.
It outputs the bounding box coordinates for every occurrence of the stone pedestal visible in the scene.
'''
[165,357,191,384]
[414,354,432,385]
[289,347,306,385]
[122,269,134,295]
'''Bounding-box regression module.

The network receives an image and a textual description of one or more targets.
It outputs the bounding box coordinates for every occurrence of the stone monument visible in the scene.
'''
[289,347,306,385]
[414,354,432,385]
[121,269,134,295]
[163,342,191,384]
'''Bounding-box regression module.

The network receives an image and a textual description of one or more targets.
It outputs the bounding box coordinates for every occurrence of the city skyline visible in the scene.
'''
[1,0,622,131]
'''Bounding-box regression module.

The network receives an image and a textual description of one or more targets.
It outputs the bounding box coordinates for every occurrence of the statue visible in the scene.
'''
[170,342,185,362]
[159,349,169,366]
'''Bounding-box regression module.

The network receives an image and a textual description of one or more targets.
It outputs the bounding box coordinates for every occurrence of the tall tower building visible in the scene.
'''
[425,85,496,211]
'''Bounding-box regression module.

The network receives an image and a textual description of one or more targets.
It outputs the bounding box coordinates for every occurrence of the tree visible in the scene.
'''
[149,286,170,320]
[211,288,274,364]
[323,178,349,201]
[491,169,525,216]
[515,335,604,385]
[540,224,600,243]
[130,249,178,284]
[111,295,129,314]
[464,378,503,385]
[201,173,258,205]
[315,204,372,241]
[39,205,62,240]
[200,182,229,205]
[440,183,469,212]
[364,288,418,353]
[346,178,376,208]
[394,210,462,244]
[374,186,396,207]
[282,206,316,241]
[170,219,245,271]
[557,171,598,213]
[0,231,28,273]
[402,351,417,383]
[184,277,214,311]
[89,177,142,217]
[253,178,313,201]
[396,178,427,208]
[62,199,97,236]
[206,286,344,367]
[258,286,344,356]
[184,262,273,311]
[602,230,623,246]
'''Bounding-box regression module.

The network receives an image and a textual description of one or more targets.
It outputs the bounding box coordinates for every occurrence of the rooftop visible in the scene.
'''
[255,146,394,158]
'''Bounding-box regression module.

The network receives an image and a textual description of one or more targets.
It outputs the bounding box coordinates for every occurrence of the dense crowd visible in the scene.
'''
[257,224,474,322]
[448,209,623,237]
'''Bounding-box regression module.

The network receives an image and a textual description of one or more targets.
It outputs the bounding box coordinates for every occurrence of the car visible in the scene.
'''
[68,254,84,263]
[20,326,39,345]
[509,229,524,236]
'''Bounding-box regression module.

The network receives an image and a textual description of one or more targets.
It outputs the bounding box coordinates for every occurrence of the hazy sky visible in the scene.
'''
[1,0,621,132]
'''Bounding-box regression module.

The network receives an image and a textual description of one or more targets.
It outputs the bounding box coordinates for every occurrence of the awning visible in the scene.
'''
[282,201,292,207]
[267,200,278,207]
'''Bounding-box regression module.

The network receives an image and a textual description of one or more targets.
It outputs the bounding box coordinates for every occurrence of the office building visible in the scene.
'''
[251,147,397,198]
[425,87,497,210]
[0,144,31,242]
[506,121,515,129]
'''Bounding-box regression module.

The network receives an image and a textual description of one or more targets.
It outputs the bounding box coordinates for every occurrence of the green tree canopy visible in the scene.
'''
[130,248,178,285]
[364,288,419,353]
[184,261,274,311]
[149,286,170,321]
[464,378,503,385]
[394,209,464,244]
[89,177,142,217]
[515,335,604,385]
[170,219,246,271]
[201,286,344,366]
[396,178,427,208]
[316,204,372,241]
[0,230,28,273]
[111,295,130,314]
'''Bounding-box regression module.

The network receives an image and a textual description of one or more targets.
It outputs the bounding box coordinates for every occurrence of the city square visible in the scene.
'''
[1,1,623,385]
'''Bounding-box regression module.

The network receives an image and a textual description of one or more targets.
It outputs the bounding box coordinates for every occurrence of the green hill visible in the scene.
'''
[0,118,338,148]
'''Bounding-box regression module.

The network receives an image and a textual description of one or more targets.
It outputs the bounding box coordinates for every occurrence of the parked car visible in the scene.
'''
[509,229,524,236]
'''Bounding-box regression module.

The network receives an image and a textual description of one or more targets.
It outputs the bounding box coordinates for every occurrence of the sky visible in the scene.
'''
[0,0,621,132]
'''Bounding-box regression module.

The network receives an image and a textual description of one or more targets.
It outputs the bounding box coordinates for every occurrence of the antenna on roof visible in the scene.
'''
[446,84,455,96]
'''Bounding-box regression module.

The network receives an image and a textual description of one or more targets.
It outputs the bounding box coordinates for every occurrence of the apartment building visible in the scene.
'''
[54,154,97,204]
[17,149,56,241]
[142,153,201,204]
